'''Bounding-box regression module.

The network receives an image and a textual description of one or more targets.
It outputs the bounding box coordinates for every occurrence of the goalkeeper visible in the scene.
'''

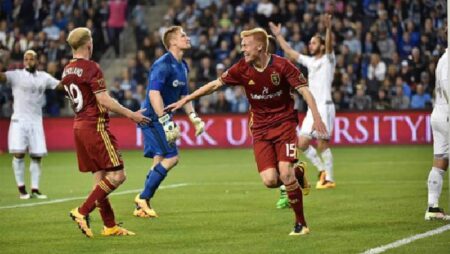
[134,26,205,218]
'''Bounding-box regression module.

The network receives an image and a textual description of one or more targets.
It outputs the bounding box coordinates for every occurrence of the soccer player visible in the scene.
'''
[133,26,205,218]
[62,27,150,237]
[0,50,60,200]
[166,28,327,235]
[424,48,450,220]
[270,14,336,193]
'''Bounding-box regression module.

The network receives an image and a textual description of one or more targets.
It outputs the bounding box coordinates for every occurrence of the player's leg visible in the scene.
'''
[278,161,309,236]
[134,126,179,218]
[316,104,336,189]
[425,117,449,220]
[8,121,29,199]
[28,123,48,198]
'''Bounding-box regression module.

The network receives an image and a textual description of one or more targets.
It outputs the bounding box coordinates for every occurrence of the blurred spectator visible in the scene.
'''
[349,84,372,110]
[122,90,140,111]
[410,84,432,109]
[391,85,410,110]
[373,88,390,110]
[107,0,127,57]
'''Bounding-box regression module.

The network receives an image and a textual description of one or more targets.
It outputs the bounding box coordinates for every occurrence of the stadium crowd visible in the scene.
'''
[0,0,447,117]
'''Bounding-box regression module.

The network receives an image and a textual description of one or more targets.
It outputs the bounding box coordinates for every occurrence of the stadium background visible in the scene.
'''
[0,1,449,254]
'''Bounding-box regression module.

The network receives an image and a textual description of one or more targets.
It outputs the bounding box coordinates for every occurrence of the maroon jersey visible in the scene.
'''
[220,54,307,137]
[61,59,109,129]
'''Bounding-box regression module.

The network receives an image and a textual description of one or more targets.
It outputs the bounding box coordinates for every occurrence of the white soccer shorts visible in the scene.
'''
[431,107,449,157]
[8,119,48,156]
[299,103,335,139]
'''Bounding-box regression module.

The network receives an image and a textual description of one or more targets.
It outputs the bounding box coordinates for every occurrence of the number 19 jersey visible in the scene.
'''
[61,58,109,129]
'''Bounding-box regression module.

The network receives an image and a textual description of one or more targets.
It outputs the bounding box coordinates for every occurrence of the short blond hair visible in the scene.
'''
[162,26,182,50]
[67,27,92,50]
[23,49,37,59]
[240,28,269,53]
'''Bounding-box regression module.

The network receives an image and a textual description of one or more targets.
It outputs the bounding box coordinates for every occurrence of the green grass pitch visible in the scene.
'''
[0,146,449,254]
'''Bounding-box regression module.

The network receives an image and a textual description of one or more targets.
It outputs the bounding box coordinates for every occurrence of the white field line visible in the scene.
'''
[0,183,189,210]
[361,224,450,254]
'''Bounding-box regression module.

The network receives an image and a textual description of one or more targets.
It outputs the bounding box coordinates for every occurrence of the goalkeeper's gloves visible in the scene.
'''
[158,114,180,143]
[188,112,205,136]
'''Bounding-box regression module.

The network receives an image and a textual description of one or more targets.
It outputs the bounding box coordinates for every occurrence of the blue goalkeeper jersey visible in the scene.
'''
[142,52,189,122]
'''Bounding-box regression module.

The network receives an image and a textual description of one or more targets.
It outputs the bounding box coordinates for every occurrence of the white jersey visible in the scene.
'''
[297,52,335,105]
[5,69,59,122]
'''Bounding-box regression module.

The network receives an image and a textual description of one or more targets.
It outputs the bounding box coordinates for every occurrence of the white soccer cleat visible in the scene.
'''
[19,193,30,200]
[425,207,450,221]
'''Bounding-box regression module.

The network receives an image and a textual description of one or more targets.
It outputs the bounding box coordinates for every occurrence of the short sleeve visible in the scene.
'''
[296,54,314,69]
[149,62,169,91]
[283,59,308,89]
[89,63,106,93]
[4,70,16,86]
[44,72,60,89]
[219,62,241,86]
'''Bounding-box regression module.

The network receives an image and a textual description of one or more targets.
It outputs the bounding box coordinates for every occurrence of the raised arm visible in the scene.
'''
[95,91,149,124]
[324,14,333,54]
[166,79,224,112]
[269,22,300,61]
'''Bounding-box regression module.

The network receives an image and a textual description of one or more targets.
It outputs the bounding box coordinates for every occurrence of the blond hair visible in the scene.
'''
[240,28,269,53]
[23,50,37,59]
[67,27,92,50]
[162,26,182,50]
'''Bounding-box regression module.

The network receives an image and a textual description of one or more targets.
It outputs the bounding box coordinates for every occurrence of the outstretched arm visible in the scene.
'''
[95,91,150,124]
[166,79,224,112]
[296,86,328,138]
[269,22,300,61]
[324,14,333,54]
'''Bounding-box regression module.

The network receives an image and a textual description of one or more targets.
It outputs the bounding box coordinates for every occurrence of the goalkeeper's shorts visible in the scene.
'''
[142,124,178,159]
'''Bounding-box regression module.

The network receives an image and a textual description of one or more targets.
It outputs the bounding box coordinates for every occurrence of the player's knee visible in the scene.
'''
[108,171,126,185]
[262,178,279,188]
[279,172,295,185]
[297,137,309,151]
[13,153,25,159]
[30,156,42,162]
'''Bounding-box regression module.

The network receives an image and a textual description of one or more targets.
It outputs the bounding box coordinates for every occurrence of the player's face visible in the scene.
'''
[175,29,191,50]
[308,37,321,55]
[23,53,37,72]
[241,36,260,63]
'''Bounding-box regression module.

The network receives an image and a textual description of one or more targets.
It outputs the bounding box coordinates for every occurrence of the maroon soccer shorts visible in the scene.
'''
[252,120,298,172]
[74,127,124,173]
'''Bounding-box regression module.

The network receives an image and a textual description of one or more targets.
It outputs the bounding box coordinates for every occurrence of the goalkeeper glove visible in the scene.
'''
[158,114,180,143]
[189,112,205,136]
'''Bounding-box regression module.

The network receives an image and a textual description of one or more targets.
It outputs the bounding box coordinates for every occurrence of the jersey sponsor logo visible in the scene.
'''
[248,79,255,85]
[250,89,283,100]
[270,73,280,86]
[172,80,186,87]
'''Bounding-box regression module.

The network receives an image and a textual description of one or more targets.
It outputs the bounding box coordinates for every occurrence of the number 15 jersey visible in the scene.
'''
[61,58,109,129]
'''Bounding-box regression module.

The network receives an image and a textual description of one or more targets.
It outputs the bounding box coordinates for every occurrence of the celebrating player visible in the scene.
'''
[166,28,327,235]
[0,50,60,200]
[133,26,205,218]
[270,14,336,195]
[424,48,450,220]
[62,27,149,237]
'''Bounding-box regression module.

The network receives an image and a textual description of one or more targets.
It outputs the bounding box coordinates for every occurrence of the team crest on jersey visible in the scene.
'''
[271,73,280,86]
[98,78,105,88]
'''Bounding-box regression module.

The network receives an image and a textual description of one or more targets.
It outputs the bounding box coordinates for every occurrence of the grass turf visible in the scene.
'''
[0,146,449,254]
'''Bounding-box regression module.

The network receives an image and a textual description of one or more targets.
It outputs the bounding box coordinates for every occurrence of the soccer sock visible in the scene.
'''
[79,178,117,216]
[427,167,445,208]
[29,158,41,190]
[12,157,25,187]
[321,148,334,182]
[280,185,287,198]
[303,145,324,172]
[140,163,168,200]
[285,180,307,226]
[97,198,116,228]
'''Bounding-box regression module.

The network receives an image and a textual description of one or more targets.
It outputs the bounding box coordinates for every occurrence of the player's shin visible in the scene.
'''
[12,157,25,187]
[140,163,168,200]
[303,145,324,172]
[97,198,116,228]
[285,180,306,227]
[79,178,118,215]
[427,167,445,208]
[321,148,334,182]
[30,158,41,191]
